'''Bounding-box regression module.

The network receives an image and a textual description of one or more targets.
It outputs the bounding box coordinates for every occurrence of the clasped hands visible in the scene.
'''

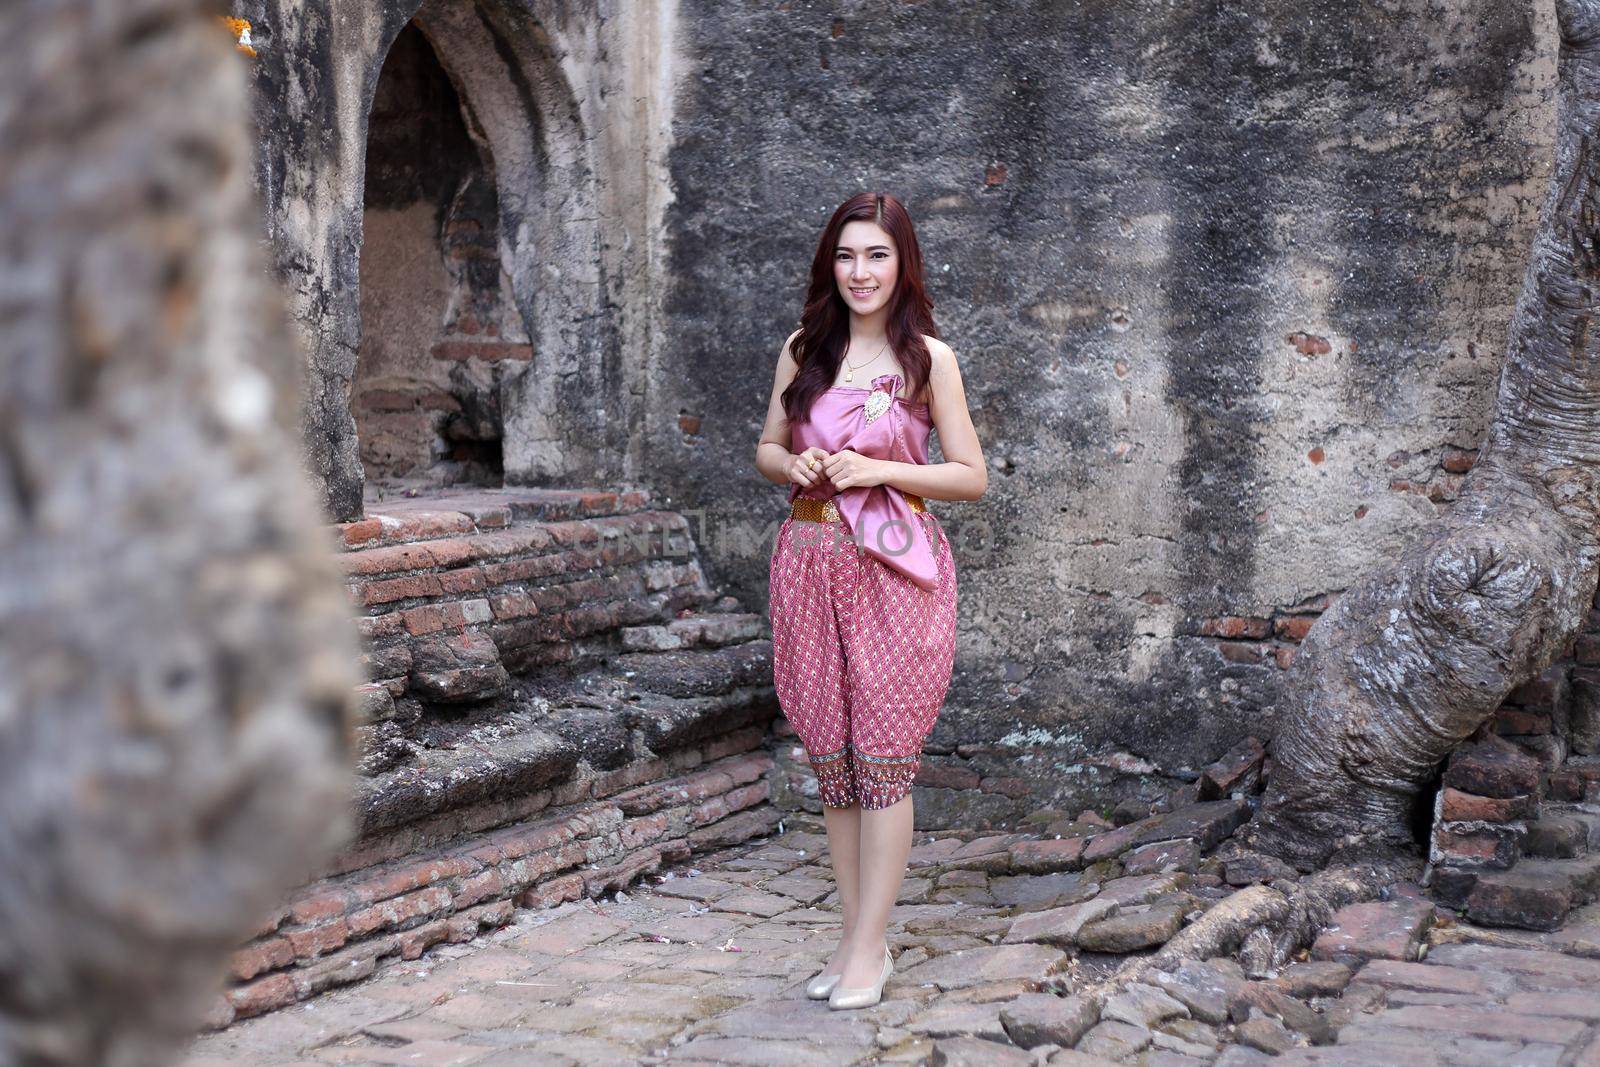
[787,446,887,492]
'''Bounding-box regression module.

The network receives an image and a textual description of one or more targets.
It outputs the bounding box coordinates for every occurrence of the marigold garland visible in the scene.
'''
[220,16,257,57]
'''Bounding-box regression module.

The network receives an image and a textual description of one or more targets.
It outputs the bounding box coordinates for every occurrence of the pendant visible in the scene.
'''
[863,389,891,423]
[844,367,853,382]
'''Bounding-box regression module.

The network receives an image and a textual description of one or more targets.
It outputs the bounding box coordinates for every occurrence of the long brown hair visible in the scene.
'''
[782,192,939,424]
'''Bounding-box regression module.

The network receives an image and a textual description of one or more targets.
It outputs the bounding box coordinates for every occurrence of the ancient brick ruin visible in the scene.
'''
[180,0,1600,1061]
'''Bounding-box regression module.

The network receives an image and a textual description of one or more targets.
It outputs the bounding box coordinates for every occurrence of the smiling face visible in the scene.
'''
[833,220,898,317]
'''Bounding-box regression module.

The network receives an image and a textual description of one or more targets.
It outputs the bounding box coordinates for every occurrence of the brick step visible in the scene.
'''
[620,611,764,652]
[219,746,783,1026]
[1464,853,1600,932]
[340,486,657,549]
[339,489,742,702]
[353,639,777,840]
[1523,806,1600,859]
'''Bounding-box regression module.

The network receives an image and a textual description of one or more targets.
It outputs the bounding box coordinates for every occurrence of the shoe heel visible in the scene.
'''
[827,946,893,1010]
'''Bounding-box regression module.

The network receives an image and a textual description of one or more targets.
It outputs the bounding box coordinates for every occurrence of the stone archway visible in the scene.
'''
[354,21,523,490]
[353,1,608,502]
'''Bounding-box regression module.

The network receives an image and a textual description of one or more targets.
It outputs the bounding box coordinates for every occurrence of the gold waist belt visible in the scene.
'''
[791,493,927,523]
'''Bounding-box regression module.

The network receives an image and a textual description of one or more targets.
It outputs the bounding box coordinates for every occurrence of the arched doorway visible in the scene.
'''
[353,21,528,492]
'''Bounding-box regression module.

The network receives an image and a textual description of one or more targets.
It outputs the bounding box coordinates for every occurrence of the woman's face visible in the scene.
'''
[833,220,898,317]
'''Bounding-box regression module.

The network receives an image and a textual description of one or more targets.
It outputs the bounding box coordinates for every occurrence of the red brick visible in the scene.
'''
[1494,708,1553,736]
[1273,615,1316,642]
[519,872,585,909]
[621,812,670,849]
[357,613,406,641]
[501,841,588,889]
[379,511,476,543]
[593,758,671,798]
[720,781,770,814]
[285,919,349,960]
[489,590,541,620]
[397,919,452,960]
[1549,770,1586,801]
[287,887,355,925]
[340,519,383,548]
[347,885,454,937]
[229,937,294,981]
[453,869,506,909]
[915,763,981,790]
[615,769,735,815]
[692,795,730,826]
[359,573,442,606]
[1310,899,1434,965]
[1272,646,1296,669]
[1441,447,1478,473]
[1438,788,1535,823]
[703,726,767,761]
[581,845,662,897]
[1432,825,1521,869]
[1217,641,1264,664]
[401,602,468,636]
[348,857,474,906]
[1200,616,1271,639]
[721,752,773,786]
[459,898,515,930]
[225,973,298,1019]
[341,543,444,578]
[1507,667,1568,710]
[468,818,580,866]
[1288,332,1331,356]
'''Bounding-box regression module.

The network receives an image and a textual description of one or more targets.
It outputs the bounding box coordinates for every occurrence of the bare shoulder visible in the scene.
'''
[922,335,957,371]
[776,327,803,374]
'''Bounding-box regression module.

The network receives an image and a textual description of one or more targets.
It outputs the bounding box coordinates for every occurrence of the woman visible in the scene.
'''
[753,192,987,1010]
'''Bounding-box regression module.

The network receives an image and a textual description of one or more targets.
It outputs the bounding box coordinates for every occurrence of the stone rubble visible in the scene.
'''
[178,763,1600,1066]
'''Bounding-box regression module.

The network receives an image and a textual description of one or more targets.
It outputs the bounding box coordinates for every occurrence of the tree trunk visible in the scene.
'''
[0,2,361,1064]
[1252,0,1600,869]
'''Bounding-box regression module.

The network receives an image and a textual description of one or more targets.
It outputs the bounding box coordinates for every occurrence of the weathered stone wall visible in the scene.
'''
[243,0,1564,783]
[654,0,1562,776]
[238,0,674,519]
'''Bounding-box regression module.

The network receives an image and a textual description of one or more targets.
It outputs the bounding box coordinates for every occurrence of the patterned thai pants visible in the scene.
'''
[768,510,959,810]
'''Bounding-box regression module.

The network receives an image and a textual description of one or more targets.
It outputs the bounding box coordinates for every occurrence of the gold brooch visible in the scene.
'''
[863,390,892,424]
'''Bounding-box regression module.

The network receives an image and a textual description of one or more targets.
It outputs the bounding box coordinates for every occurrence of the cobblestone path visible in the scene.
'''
[178,811,1600,1066]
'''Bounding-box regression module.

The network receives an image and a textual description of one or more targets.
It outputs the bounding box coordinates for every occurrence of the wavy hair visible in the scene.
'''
[782,192,939,424]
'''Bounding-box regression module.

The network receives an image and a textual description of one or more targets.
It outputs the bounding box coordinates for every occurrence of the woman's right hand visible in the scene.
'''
[787,447,833,490]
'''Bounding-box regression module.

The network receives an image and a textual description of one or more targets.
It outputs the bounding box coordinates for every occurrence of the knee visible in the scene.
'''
[853,751,920,811]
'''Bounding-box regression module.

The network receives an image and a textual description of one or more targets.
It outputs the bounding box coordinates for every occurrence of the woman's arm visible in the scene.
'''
[823,338,988,502]
[755,329,830,489]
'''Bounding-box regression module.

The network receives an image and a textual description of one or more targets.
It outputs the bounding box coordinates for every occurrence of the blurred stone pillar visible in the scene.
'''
[0,2,362,1063]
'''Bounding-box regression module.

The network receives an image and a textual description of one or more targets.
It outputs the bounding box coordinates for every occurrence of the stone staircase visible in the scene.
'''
[211,487,787,1026]
[1427,730,1600,931]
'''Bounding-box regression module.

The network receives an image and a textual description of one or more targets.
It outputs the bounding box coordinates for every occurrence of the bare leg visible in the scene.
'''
[818,802,863,977]
[838,792,914,987]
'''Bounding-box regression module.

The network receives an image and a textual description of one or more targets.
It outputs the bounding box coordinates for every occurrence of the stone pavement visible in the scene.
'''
[178,803,1600,1066]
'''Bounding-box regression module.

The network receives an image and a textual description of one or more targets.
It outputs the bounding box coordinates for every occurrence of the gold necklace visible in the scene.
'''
[842,338,889,383]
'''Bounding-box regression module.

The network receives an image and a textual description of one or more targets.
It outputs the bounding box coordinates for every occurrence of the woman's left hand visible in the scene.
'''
[821,450,886,490]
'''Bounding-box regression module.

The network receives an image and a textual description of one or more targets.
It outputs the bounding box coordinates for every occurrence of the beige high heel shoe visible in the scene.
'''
[827,944,893,1010]
[804,970,842,1000]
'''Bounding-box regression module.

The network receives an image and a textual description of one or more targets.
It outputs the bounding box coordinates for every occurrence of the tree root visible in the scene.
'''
[1086,853,1420,1001]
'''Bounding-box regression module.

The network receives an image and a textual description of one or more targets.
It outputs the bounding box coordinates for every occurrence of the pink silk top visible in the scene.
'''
[788,372,941,593]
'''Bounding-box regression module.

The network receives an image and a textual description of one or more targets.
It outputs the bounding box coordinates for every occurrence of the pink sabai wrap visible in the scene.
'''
[788,372,942,593]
